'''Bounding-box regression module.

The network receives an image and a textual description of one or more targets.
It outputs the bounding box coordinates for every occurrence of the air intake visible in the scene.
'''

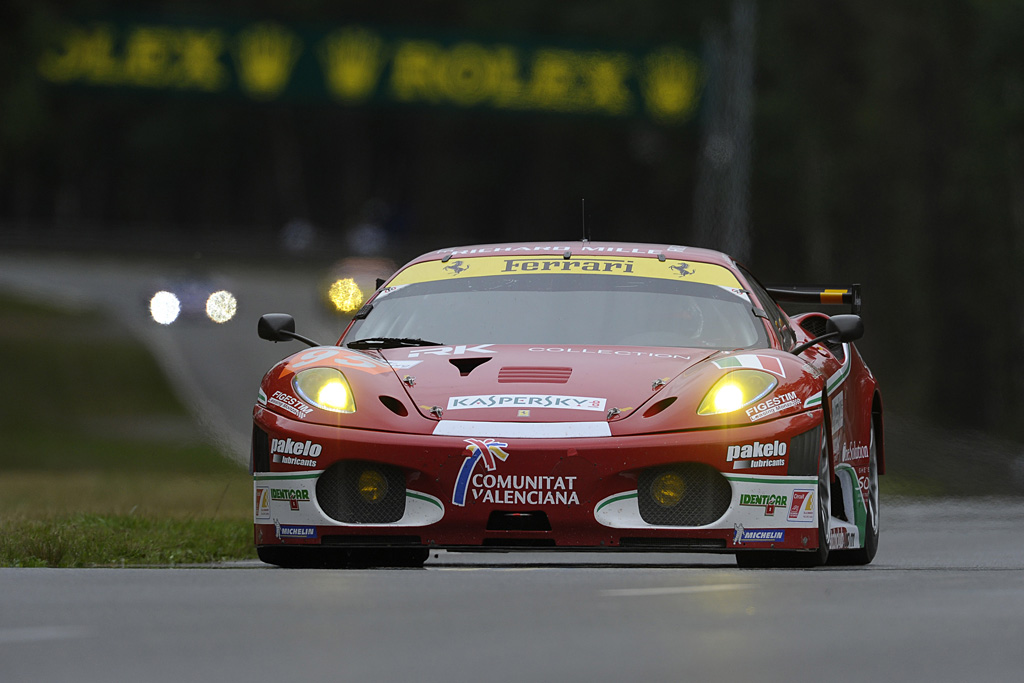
[316,461,406,524]
[638,463,732,526]
[498,366,572,383]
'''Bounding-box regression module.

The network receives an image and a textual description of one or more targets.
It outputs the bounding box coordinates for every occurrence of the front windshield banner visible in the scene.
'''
[388,255,742,289]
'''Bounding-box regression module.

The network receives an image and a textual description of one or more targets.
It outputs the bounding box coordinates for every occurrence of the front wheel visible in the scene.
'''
[736,433,830,569]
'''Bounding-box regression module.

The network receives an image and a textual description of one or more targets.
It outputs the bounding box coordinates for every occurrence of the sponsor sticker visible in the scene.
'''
[451,438,581,507]
[271,438,322,467]
[788,489,815,523]
[268,391,313,419]
[528,347,691,360]
[739,493,788,516]
[277,525,317,539]
[447,394,606,411]
[388,255,743,289]
[841,442,869,463]
[733,524,785,545]
[255,486,270,520]
[745,391,801,422]
[726,439,788,470]
[271,487,311,511]
[406,344,495,358]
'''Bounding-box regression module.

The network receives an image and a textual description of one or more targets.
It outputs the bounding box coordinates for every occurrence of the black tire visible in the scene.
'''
[737,431,830,569]
[257,545,429,569]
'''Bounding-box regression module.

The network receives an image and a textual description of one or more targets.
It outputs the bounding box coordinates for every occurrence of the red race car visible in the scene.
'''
[252,242,882,568]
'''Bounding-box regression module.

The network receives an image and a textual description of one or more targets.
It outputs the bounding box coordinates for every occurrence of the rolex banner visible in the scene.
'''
[37,18,703,124]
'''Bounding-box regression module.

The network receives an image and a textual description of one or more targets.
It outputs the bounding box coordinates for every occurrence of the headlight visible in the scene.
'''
[697,370,777,416]
[293,367,356,413]
[650,471,686,508]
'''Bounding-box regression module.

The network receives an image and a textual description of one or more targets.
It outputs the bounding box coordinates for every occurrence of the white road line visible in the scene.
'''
[0,626,88,645]
[601,583,753,597]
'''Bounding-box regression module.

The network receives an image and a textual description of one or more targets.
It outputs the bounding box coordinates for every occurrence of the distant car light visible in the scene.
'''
[150,291,181,325]
[328,278,364,313]
[205,290,238,323]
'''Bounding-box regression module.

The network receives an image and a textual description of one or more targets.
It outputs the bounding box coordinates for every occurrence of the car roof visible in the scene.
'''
[405,241,737,268]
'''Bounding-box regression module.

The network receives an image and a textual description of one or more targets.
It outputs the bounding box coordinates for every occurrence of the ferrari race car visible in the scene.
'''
[252,241,883,568]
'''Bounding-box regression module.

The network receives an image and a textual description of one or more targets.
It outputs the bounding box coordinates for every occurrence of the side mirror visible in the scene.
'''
[826,314,864,343]
[257,313,320,347]
[791,314,864,355]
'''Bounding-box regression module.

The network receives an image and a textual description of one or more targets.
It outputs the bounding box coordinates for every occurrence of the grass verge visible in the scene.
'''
[0,291,255,566]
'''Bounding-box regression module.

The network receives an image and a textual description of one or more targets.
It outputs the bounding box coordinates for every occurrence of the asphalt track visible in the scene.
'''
[3,254,1023,682]
[2,499,1024,683]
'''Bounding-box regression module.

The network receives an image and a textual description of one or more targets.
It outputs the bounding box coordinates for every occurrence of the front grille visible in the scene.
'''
[487,511,552,531]
[638,463,732,526]
[316,461,406,524]
[619,538,727,549]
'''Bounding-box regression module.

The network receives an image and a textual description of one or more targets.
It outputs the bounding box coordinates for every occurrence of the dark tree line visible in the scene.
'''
[2,0,1024,440]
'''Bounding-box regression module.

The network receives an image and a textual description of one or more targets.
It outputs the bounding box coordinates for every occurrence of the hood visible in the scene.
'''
[379,344,717,421]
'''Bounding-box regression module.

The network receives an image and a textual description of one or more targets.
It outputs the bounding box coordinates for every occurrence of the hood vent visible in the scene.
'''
[498,366,572,384]
[449,357,492,376]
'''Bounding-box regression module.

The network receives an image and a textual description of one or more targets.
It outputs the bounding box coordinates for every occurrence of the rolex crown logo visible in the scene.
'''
[319,27,386,102]
[642,49,701,122]
[234,23,302,100]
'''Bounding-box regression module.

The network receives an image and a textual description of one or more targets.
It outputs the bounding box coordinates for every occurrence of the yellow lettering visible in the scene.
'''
[178,30,227,91]
[642,48,701,122]
[319,27,386,102]
[583,52,633,114]
[489,46,527,108]
[123,27,172,87]
[439,42,495,105]
[391,40,443,102]
[234,23,302,100]
[528,49,582,112]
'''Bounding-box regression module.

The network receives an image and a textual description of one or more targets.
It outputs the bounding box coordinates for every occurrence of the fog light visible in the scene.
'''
[651,472,686,508]
[357,470,388,503]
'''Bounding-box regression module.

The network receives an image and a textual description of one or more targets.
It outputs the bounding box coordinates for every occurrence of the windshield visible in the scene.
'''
[345,271,768,350]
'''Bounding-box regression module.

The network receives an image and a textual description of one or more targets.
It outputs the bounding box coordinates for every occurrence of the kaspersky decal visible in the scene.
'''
[452,439,509,506]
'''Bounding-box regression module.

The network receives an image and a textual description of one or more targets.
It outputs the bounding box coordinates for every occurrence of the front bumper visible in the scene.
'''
[253,406,826,553]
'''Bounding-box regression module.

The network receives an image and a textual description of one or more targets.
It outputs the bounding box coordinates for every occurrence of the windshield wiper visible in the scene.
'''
[346,337,443,350]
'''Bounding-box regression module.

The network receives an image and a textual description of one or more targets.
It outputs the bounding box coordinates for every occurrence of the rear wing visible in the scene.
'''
[765,284,861,315]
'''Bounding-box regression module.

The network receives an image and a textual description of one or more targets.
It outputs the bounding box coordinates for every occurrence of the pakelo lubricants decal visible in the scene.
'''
[452,439,508,506]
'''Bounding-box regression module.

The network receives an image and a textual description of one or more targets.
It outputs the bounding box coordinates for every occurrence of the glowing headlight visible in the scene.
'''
[697,370,777,416]
[293,367,356,413]
[150,291,181,325]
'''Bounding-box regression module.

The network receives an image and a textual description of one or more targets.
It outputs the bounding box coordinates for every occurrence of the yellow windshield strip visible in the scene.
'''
[388,255,741,288]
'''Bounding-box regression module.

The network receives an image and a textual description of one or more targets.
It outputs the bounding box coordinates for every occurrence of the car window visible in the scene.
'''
[738,266,797,351]
[346,271,769,350]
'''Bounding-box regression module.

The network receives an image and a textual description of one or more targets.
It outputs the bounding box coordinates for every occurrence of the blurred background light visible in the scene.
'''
[150,291,181,325]
[205,290,238,323]
[328,278,364,313]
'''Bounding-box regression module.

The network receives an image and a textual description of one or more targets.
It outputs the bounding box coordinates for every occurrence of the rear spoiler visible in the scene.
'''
[765,284,861,315]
